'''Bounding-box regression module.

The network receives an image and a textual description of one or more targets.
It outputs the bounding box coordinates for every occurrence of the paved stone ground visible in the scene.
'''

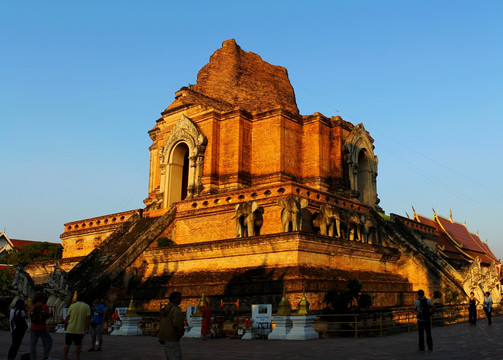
[2,319,502,360]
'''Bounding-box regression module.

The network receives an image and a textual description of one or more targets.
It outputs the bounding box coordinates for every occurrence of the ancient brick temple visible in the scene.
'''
[28,39,499,312]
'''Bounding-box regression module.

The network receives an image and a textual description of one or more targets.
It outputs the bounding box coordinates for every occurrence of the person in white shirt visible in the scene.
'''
[483,291,493,325]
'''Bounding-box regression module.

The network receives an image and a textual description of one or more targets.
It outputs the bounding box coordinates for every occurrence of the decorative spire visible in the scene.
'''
[192,292,206,317]
[411,205,416,216]
[125,296,138,317]
[276,287,291,316]
[449,207,453,222]
[405,211,410,219]
[295,289,311,315]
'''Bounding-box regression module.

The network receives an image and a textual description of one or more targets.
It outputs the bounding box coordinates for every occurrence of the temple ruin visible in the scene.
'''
[22,39,500,313]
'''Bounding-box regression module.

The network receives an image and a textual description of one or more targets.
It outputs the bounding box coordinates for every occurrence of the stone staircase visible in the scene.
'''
[67,206,176,299]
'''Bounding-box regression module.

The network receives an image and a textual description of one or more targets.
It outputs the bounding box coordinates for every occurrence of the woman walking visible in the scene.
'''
[483,291,493,325]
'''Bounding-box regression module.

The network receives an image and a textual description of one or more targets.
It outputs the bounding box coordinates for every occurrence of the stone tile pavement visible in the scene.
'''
[2,319,502,360]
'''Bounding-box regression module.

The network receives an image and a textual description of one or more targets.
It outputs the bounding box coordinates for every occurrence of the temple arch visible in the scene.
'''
[342,124,379,207]
[159,114,207,208]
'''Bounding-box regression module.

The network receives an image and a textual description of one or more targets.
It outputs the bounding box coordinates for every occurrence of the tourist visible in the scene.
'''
[88,298,106,352]
[8,299,28,360]
[201,300,212,340]
[468,291,479,325]
[159,291,185,360]
[64,293,90,360]
[483,291,493,325]
[30,293,53,360]
[413,289,435,352]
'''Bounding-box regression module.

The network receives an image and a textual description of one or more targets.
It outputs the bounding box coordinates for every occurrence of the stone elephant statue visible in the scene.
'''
[313,203,342,237]
[345,211,362,241]
[235,201,260,237]
[360,214,377,244]
[277,195,309,232]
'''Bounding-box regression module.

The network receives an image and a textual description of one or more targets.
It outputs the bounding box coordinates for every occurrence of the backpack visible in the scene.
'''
[417,298,431,320]
[31,304,48,325]
[11,310,28,332]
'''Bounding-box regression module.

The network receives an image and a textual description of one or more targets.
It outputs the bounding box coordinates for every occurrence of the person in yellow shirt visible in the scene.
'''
[64,293,90,360]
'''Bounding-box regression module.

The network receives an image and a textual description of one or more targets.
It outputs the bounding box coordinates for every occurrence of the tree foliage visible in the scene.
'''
[0,242,62,266]
[0,266,15,292]
[157,237,173,247]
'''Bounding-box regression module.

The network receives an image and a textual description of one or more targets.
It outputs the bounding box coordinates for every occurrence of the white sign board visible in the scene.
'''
[251,304,272,335]
[115,307,128,318]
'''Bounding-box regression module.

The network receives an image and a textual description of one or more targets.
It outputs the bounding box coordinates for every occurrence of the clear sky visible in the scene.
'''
[1,1,502,258]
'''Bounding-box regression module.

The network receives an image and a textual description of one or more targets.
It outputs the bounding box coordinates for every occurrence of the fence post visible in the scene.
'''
[407,311,410,332]
[380,313,383,336]
[354,314,358,338]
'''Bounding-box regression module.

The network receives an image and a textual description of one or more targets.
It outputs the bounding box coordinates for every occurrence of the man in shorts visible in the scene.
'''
[64,293,90,360]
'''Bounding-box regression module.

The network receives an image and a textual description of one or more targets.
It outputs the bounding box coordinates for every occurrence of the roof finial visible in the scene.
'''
[405,211,410,219]
[432,208,436,216]
[449,207,453,222]
[411,205,416,215]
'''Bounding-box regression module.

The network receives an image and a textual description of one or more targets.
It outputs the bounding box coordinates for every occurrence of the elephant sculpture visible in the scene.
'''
[313,203,342,237]
[360,214,377,244]
[345,211,362,241]
[277,195,309,232]
[235,201,261,237]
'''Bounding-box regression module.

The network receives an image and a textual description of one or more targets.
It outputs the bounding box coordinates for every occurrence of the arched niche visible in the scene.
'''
[342,123,379,207]
[159,114,207,208]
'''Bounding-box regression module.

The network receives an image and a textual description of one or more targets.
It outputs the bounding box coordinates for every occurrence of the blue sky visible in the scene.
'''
[1,1,502,258]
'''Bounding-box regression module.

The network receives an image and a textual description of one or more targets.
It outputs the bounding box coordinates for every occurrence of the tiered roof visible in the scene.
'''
[413,212,499,265]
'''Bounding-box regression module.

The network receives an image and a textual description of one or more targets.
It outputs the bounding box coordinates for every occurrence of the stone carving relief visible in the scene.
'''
[45,263,73,321]
[277,195,309,232]
[9,265,36,308]
[462,258,501,304]
[482,261,501,304]
[234,201,263,237]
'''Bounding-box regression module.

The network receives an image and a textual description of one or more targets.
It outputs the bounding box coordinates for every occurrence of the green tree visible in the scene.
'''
[0,266,15,292]
[3,242,62,265]
[157,237,173,247]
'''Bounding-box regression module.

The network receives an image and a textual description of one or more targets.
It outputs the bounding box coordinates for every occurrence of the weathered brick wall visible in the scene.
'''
[61,210,139,258]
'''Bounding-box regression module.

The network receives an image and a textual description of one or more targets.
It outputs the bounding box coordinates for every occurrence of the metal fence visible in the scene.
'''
[313,305,500,338]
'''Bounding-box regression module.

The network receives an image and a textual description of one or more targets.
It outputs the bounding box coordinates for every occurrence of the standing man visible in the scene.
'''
[158,291,185,360]
[414,289,435,352]
[88,298,106,352]
[64,293,90,360]
[30,293,53,360]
